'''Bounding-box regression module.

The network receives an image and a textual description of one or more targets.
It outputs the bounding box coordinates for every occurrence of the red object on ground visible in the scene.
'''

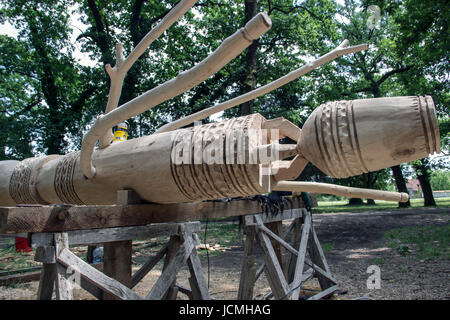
[15,237,32,252]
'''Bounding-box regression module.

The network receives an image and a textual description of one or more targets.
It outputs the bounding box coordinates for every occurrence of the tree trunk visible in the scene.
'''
[414,159,436,206]
[391,165,411,208]
[348,198,364,205]
[240,0,259,116]
[364,172,376,205]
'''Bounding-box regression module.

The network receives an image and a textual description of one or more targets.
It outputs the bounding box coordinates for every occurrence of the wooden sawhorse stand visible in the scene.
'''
[33,221,210,300]
[238,208,338,300]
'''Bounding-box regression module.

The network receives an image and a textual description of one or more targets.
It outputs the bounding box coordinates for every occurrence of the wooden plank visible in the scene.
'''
[146,235,194,300]
[31,222,201,247]
[290,213,311,300]
[301,268,314,283]
[308,226,336,289]
[186,243,210,300]
[34,246,56,263]
[0,266,41,277]
[0,198,304,234]
[56,263,74,300]
[262,268,314,301]
[307,285,338,300]
[161,235,181,300]
[244,208,303,226]
[56,248,142,300]
[254,216,290,300]
[256,222,298,257]
[287,218,302,283]
[174,284,193,300]
[252,219,297,285]
[304,257,337,284]
[266,221,285,276]
[54,233,73,300]
[79,277,103,300]
[252,221,335,286]
[103,240,132,300]
[238,226,256,300]
[254,263,265,283]
[131,243,168,288]
[0,202,265,234]
[37,263,56,300]
[0,271,41,286]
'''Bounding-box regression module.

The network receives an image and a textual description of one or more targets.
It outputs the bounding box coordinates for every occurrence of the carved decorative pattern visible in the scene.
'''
[314,100,368,178]
[9,158,43,204]
[54,151,84,205]
[170,114,264,201]
[418,96,440,155]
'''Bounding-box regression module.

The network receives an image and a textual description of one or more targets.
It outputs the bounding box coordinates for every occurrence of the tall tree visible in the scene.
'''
[1,0,97,155]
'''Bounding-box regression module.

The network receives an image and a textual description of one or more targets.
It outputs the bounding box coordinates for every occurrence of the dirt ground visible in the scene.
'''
[0,207,448,300]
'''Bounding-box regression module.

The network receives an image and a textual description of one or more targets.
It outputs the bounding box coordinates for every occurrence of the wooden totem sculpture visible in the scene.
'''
[0,1,441,208]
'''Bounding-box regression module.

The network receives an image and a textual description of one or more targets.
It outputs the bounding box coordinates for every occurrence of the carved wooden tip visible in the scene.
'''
[399,193,409,203]
[244,12,272,40]
[299,96,441,179]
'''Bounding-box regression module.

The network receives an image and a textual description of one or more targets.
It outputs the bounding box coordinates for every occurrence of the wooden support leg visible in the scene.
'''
[266,221,286,276]
[37,263,56,300]
[35,245,57,300]
[290,212,311,300]
[187,249,210,300]
[308,226,336,290]
[287,218,302,283]
[238,226,257,300]
[187,233,210,300]
[254,216,290,300]
[162,235,181,300]
[102,240,132,300]
[146,234,195,300]
[54,233,74,300]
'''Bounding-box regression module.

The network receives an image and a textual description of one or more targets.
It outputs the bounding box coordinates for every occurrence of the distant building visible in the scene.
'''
[433,190,450,198]
[406,179,422,198]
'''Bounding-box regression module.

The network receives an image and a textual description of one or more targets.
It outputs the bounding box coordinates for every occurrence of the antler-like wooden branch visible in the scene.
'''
[99,0,200,148]
[80,12,272,179]
[273,180,409,203]
[155,39,368,133]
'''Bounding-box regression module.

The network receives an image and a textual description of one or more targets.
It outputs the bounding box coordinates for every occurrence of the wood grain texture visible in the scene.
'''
[56,247,142,300]
[299,96,440,178]
[31,222,200,246]
[1,197,303,234]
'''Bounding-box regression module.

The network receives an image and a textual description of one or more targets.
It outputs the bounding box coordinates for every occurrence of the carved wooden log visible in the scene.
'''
[0,114,268,205]
[298,96,440,178]
[0,96,440,206]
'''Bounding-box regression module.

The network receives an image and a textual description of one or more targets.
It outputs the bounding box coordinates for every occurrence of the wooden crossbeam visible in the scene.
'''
[131,243,168,288]
[0,198,303,234]
[31,222,200,247]
[307,285,339,300]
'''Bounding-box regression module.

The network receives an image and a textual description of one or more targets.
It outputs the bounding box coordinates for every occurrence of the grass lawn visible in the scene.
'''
[384,224,450,261]
[313,197,450,214]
